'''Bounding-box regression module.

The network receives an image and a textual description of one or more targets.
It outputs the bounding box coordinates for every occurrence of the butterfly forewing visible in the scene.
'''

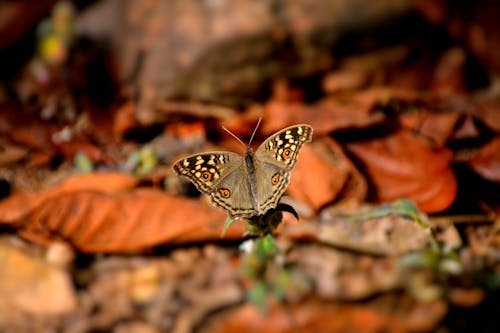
[255,124,313,170]
[173,151,257,218]
[172,151,242,193]
[253,124,312,214]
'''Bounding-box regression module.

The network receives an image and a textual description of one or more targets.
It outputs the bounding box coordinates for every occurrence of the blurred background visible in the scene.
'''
[0,1,499,332]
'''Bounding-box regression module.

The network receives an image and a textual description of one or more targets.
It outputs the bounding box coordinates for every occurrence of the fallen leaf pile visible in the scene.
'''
[1,0,500,332]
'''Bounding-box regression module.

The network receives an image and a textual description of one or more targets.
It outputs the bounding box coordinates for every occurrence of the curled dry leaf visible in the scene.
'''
[262,86,420,136]
[347,129,457,213]
[0,172,245,252]
[399,110,462,145]
[468,136,500,182]
[287,137,366,211]
[262,94,384,137]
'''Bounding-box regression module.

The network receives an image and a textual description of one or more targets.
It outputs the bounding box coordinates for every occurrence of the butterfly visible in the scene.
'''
[172,122,313,219]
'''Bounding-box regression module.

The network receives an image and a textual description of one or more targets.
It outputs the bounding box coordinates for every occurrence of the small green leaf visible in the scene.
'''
[399,250,437,268]
[74,152,93,173]
[255,235,277,260]
[347,199,429,228]
[399,248,462,274]
[124,151,141,172]
[392,199,428,227]
[247,280,268,311]
[272,270,291,301]
[220,216,235,237]
[135,146,158,175]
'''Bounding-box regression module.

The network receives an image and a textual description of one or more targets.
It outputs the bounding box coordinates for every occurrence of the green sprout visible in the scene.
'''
[74,152,94,173]
[125,146,158,176]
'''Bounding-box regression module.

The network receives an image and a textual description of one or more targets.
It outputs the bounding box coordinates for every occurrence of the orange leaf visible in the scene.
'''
[0,173,245,253]
[204,298,447,333]
[262,87,418,136]
[400,110,462,145]
[347,129,457,213]
[288,137,366,210]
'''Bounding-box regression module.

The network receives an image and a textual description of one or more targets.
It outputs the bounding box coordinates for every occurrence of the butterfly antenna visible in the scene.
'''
[248,116,262,146]
[221,126,246,148]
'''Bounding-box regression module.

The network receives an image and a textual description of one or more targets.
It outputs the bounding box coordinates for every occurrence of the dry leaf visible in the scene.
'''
[203,297,447,333]
[0,173,245,252]
[468,136,500,182]
[347,129,457,213]
[0,139,29,166]
[288,137,366,211]
[400,110,462,145]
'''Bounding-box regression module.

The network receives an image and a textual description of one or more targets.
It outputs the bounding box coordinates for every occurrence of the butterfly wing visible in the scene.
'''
[253,159,291,214]
[209,166,257,218]
[172,151,256,218]
[255,124,313,170]
[253,124,313,213]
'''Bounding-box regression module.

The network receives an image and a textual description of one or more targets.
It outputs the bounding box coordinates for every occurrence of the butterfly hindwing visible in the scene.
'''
[254,159,291,214]
[210,168,256,218]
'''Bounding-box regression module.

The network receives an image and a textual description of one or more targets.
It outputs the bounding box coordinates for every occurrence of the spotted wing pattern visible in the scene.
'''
[172,124,313,219]
[172,152,241,193]
[255,124,313,170]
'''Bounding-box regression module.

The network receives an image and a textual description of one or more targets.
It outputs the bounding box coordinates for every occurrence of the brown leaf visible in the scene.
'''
[203,297,446,333]
[400,110,462,145]
[468,136,500,182]
[50,172,139,194]
[448,288,485,307]
[288,137,366,211]
[262,87,420,136]
[476,98,500,133]
[430,47,467,95]
[54,140,107,162]
[112,101,140,137]
[0,1,57,50]
[347,129,457,213]
[262,97,381,137]
[322,68,369,94]
[0,139,29,166]
[0,173,245,252]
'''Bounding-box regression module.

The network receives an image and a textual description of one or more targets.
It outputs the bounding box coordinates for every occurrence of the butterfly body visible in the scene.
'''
[173,124,312,218]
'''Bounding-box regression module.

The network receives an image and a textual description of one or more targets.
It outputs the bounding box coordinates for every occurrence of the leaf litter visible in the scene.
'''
[0,1,500,332]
